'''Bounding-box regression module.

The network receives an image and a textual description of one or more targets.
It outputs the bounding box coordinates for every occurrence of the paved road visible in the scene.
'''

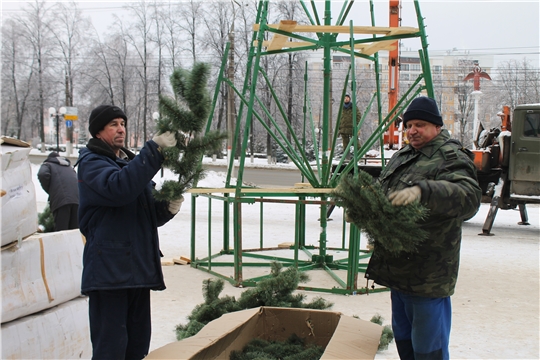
[202,163,305,188]
[29,153,305,188]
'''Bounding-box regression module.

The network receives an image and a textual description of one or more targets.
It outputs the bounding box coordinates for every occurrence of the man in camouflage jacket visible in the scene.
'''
[365,97,481,360]
[338,94,362,158]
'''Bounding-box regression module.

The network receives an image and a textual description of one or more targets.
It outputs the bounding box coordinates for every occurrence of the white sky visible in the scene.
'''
[1,1,539,67]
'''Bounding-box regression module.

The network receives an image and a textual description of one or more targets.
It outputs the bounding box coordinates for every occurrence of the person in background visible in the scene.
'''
[77,104,184,359]
[364,97,482,359]
[337,94,362,159]
[37,151,79,231]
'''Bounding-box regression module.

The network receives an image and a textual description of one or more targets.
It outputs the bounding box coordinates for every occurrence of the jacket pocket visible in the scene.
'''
[93,246,132,286]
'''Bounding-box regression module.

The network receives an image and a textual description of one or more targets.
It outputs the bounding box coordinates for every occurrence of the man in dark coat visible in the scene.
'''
[365,97,482,360]
[37,151,79,231]
[77,104,184,359]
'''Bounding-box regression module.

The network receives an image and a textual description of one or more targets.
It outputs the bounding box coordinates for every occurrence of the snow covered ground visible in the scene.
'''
[31,159,539,359]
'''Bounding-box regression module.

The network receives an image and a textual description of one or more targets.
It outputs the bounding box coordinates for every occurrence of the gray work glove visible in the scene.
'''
[168,196,184,215]
[152,131,177,149]
[388,185,421,206]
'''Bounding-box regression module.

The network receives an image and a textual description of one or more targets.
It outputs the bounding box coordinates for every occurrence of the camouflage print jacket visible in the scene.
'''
[338,104,362,136]
[365,129,482,297]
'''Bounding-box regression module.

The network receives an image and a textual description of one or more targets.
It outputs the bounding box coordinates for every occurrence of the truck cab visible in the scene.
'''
[509,104,540,197]
[479,103,540,235]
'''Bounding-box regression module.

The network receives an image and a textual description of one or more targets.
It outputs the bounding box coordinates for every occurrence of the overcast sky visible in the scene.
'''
[1,0,539,67]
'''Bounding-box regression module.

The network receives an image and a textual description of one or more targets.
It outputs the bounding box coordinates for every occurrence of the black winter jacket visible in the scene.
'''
[77,138,174,294]
[37,153,79,212]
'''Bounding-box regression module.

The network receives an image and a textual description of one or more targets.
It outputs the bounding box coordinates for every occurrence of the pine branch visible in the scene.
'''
[331,170,429,255]
[175,262,333,341]
[154,63,227,201]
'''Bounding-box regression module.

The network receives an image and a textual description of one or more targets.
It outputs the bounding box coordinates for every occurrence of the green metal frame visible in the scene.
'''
[190,0,434,295]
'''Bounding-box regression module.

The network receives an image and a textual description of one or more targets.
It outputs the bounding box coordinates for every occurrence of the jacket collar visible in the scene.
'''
[84,138,135,161]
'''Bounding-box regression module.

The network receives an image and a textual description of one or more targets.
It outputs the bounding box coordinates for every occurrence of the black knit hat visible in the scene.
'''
[403,97,443,127]
[88,105,127,137]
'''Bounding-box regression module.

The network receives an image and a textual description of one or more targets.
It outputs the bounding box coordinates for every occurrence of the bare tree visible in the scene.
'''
[1,19,35,139]
[497,58,540,108]
[150,1,166,98]
[124,1,156,144]
[158,2,183,71]
[202,1,235,155]
[48,2,92,146]
[178,0,204,64]
[18,0,55,149]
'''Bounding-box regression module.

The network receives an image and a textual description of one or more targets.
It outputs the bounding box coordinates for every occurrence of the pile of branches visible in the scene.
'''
[230,334,324,360]
[175,262,333,340]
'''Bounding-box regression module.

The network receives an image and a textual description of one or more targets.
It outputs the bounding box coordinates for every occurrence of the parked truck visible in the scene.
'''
[473,103,540,235]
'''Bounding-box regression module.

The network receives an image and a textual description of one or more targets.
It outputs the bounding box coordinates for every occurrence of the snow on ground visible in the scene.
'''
[30,158,540,359]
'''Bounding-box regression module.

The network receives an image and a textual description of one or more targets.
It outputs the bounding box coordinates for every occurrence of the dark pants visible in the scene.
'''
[53,204,79,231]
[341,134,361,160]
[88,288,152,360]
[391,289,451,360]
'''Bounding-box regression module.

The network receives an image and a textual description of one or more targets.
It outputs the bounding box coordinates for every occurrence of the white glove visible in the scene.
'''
[152,131,177,149]
[168,196,184,215]
[388,185,421,206]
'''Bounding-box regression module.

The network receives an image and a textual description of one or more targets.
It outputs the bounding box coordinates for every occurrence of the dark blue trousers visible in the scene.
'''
[391,289,451,360]
[88,288,151,360]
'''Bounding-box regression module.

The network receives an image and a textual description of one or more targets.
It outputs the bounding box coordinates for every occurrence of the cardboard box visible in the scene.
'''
[1,296,91,359]
[1,136,38,246]
[146,306,382,360]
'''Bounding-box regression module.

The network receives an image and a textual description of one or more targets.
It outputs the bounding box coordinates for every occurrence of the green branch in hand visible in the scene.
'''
[331,170,429,255]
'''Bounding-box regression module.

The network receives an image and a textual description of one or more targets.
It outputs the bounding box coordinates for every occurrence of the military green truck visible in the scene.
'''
[474,103,540,235]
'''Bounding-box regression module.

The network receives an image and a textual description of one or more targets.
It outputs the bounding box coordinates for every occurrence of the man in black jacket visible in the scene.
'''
[37,151,79,231]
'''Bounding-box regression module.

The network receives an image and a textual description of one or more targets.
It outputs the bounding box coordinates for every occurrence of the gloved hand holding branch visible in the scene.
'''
[331,170,428,255]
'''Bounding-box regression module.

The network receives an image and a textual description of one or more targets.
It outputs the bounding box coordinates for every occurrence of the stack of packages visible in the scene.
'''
[1,137,91,359]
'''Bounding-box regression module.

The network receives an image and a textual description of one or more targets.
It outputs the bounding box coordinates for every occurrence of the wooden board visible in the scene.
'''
[253,23,418,36]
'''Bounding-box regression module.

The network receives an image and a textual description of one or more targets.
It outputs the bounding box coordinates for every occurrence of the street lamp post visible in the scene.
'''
[48,106,66,152]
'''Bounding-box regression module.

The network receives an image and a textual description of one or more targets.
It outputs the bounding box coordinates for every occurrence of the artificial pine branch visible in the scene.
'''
[154,63,227,201]
[331,170,429,255]
[38,204,55,233]
[175,262,333,340]
[369,314,394,351]
[230,334,324,360]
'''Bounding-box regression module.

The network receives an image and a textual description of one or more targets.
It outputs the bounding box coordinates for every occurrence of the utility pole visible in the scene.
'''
[227,13,236,176]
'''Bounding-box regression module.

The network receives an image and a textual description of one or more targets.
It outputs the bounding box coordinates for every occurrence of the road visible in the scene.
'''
[202,164,305,188]
[29,153,305,188]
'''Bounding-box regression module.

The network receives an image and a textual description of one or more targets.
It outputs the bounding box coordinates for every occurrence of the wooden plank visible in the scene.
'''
[266,20,298,51]
[253,24,418,36]
[258,40,314,49]
[356,39,397,55]
[173,258,189,265]
[161,258,175,266]
[180,255,191,263]
[278,242,295,248]
[187,187,333,194]
[341,40,397,55]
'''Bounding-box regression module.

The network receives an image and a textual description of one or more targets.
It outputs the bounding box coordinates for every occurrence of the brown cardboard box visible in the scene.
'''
[147,306,382,360]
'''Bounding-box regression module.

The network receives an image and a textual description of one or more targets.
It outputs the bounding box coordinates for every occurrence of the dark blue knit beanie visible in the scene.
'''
[403,97,443,127]
[88,105,127,137]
